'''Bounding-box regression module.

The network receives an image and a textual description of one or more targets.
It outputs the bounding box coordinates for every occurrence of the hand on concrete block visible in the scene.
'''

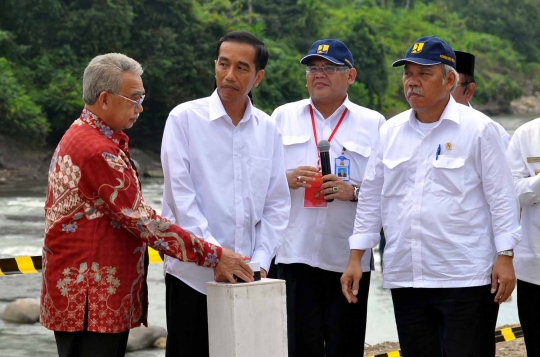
[213,248,253,283]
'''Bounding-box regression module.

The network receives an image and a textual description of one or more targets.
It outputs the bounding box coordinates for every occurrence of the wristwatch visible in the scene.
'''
[350,185,360,202]
[497,250,514,258]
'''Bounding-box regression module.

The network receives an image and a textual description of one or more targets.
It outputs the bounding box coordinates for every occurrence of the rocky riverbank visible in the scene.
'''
[0,134,163,186]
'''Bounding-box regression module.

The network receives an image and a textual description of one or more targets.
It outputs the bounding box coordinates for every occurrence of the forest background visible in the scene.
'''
[1,0,539,152]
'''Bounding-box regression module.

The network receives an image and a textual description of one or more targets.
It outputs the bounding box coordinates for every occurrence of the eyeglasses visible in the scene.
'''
[109,93,145,109]
[305,65,349,75]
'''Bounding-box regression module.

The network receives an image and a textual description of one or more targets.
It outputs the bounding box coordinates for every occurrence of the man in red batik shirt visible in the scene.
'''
[41,53,253,357]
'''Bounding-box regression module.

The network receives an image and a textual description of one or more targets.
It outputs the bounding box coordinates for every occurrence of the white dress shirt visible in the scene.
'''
[350,97,521,288]
[506,118,540,285]
[161,90,291,294]
[272,97,385,273]
[469,103,510,148]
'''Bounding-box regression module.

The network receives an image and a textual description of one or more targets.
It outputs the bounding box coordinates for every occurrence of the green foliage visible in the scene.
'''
[0,0,538,149]
[0,58,49,143]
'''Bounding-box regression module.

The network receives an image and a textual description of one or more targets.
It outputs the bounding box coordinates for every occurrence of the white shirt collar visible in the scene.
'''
[402,96,461,129]
[302,94,361,116]
[208,89,257,125]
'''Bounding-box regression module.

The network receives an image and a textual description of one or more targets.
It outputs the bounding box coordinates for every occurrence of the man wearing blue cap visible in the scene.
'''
[341,36,521,356]
[272,39,385,357]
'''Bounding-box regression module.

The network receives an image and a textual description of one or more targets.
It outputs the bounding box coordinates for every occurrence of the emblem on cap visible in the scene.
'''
[317,44,329,54]
[411,43,425,54]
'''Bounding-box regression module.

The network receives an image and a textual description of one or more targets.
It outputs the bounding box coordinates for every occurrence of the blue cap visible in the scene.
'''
[300,39,354,68]
[392,36,456,69]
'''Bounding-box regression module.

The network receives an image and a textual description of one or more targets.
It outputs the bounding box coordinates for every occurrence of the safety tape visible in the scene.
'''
[0,248,163,276]
[366,326,523,357]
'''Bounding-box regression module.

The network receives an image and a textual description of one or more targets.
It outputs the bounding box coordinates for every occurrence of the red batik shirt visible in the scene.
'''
[41,109,222,333]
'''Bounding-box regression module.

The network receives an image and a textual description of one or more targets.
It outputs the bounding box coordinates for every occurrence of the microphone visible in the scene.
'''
[317,140,334,202]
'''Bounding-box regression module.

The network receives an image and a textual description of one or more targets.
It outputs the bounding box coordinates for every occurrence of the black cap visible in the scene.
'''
[455,51,475,77]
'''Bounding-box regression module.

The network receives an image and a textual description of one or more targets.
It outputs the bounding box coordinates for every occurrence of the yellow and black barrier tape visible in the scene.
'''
[0,248,164,276]
[365,326,523,357]
[369,351,402,357]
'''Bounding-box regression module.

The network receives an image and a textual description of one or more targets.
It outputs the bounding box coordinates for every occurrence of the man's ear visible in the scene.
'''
[253,69,265,88]
[446,71,457,91]
[466,82,477,101]
[347,68,357,85]
[96,91,109,110]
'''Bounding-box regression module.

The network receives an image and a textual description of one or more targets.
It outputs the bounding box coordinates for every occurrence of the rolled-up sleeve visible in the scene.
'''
[349,134,384,250]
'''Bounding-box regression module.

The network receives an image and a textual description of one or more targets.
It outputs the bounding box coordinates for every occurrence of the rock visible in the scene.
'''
[153,336,166,349]
[126,325,167,352]
[1,298,40,324]
[143,169,164,178]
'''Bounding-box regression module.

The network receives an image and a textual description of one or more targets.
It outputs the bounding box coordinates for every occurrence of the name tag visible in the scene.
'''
[335,156,350,182]
[527,157,540,163]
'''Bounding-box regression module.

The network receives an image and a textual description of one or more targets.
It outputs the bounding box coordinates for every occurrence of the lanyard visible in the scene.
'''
[309,105,348,164]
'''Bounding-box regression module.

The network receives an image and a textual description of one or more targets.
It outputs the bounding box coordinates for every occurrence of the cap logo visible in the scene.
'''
[411,43,425,54]
[440,54,455,63]
[317,45,329,54]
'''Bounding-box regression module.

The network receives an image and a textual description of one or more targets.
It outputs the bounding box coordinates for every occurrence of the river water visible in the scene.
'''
[0,113,537,356]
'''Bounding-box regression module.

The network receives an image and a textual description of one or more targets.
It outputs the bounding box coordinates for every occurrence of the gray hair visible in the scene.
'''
[82,53,143,105]
[441,64,459,93]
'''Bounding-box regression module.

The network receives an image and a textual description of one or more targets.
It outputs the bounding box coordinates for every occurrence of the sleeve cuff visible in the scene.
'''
[349,233,381,250]
[250,250,272,273]
[494,227,522,252]
[531,174,540,194]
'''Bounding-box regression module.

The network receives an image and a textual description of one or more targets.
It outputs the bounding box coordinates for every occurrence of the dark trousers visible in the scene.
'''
[165,273,209,357]
[517,279,540,356]
[278,263,371,357]
[391,285,498,357]
[54,329,129,357]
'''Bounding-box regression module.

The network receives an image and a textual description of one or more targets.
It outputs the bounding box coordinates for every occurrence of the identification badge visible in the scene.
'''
[335,156,350,182]
[527,157,540,163]
[303,174,328,208]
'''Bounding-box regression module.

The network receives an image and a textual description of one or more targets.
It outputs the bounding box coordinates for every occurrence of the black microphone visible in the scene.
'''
[317,140,334,202]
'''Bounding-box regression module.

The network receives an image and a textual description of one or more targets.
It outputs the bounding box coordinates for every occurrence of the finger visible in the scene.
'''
[298,166,320,172]
[495,281,506,304]
[322,174,339,182]
[300,170,319,178]
[491,273,498,294]
[340,277,353,303]
[295,182,312,189]
[234,260,254,282]
[213,271,234,283]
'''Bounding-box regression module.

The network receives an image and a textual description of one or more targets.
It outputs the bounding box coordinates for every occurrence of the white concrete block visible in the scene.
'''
[207,278,288,357]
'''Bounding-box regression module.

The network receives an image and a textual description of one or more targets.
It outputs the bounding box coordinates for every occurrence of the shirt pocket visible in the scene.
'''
[382,157,410,197]
[431,156,465,196]
[342,141,371,182]
[282,135,311,170]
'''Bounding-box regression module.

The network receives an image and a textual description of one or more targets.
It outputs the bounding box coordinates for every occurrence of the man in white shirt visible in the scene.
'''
[452,50,510,148]
[506,119,540,356]
[272,39,385,357]
[341,36,521,357]
[160,31,291,357]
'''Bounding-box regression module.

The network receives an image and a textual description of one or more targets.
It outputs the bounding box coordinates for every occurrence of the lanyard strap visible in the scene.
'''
[309,105,348,162]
